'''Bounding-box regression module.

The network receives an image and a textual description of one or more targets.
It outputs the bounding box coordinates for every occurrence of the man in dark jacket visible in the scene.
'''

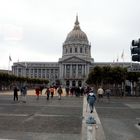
[13,86,19,101]
[87,88,96,113]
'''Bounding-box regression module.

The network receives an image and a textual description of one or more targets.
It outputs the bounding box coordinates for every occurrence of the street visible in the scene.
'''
[96,96,140,140]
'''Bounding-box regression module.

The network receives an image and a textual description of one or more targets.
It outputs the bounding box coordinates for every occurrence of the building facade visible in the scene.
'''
[12,16,132,87]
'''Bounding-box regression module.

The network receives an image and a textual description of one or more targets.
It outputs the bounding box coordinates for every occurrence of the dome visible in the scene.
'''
[64,16,89,44]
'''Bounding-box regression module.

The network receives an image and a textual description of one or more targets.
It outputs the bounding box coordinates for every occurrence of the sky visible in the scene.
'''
[0,0,140,70]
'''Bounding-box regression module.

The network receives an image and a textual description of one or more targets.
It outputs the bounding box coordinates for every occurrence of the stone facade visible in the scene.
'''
[12,16,132,87]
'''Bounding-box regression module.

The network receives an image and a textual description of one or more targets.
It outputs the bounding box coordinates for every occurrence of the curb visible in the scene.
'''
[81,96,106,140]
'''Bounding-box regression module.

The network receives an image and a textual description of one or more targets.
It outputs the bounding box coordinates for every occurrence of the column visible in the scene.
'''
[85,64,87,75]
[65,64,66,78]
[63,64,65,77]
[87,64,89,75]
[17,67,18,76]
[59,63,62,79]
[64,64,65,78]
[70,64,72,78]
[82,64,84,78]
[76,64,78,78]
[41,68,42,79]
[70,80,72,87]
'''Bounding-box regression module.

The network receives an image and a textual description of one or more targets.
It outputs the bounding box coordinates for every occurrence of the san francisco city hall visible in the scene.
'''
[12,16,131,87]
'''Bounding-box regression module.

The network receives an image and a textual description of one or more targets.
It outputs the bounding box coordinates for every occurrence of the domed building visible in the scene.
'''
[12,16,130,87]
[59,16,94,87]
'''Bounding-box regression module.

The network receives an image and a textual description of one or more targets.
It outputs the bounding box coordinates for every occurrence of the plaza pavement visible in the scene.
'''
[1,89,139,140]
[0,89,103,140]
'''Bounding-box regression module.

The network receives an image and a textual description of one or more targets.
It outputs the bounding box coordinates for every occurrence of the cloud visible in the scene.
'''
[1,0,140,69]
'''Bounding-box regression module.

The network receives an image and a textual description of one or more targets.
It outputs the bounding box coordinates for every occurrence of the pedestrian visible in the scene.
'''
[70,87,74,96]
[65,86,69,96]
[105,88,111,102]
[13,86,19,101]
[79,86,84,96]
[45,87,50,100]
[22,86,27,103]
[97,86,104,102]
[57,86,63,100]
[35,87,40,100]
[20,86,24,96]
[50,86,54,98]
[39,85,44,95]
[87,88,96,113]
[75,86,80,97]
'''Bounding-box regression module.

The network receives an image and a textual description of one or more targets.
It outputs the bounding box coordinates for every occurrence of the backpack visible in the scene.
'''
[58,88,62,94]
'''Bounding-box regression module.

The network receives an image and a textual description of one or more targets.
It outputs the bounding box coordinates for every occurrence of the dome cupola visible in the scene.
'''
[64,16,89,44]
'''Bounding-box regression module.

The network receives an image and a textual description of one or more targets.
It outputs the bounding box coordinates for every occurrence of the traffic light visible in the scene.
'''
[131,39,140,62]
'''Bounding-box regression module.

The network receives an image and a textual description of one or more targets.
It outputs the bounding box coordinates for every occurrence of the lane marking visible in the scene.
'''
[0,113,28,117]
[0,113,80,118]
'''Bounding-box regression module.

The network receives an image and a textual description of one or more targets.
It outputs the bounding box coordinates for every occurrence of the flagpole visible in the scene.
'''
[8,59,10,74]
[8,55,12,74]
[121,50,124,67]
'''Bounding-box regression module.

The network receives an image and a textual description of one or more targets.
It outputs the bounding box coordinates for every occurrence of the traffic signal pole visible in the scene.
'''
[131,39,140,62]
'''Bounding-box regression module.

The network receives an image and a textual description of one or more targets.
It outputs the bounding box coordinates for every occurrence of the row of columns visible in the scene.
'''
[62,64,88,78]
[14,67,58,80]
[59,63,90,80]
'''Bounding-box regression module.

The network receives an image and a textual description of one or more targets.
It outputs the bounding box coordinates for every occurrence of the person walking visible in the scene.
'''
[45,87,50,100]
[87,88,96,113]
[105,88,111,102]
[13,86,19,101]
[57,86,63,100]
[50,86,54,98]
[97,86,104,102]
[35,87,40,100]
[65,86,69,96]
[22,86,27,103]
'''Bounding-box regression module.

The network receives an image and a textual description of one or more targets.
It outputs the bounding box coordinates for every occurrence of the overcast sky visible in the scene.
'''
[0,0,140,70]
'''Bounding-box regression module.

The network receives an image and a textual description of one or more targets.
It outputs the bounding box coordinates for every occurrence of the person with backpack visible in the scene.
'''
[87,88,96,113]
[45,87,50,100]
[50,86,54,98]
[57,86,63,100]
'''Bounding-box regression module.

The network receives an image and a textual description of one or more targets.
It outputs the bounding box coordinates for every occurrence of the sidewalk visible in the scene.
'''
[81,96,106,140]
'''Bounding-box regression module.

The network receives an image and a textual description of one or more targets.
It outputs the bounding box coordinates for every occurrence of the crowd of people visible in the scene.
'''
[13,85,112,113]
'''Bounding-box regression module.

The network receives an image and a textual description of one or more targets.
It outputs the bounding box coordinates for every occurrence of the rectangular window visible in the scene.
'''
[75,48,77,53]
[80,47,82,53]
[70,48,72,53]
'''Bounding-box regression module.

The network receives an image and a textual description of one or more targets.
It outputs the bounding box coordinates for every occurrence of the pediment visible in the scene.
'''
[62,56,88,63]
[14,63,26,68]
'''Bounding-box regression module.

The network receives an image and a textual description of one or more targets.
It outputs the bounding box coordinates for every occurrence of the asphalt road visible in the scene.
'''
[0,92,83,140]
[96,96,140,140]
